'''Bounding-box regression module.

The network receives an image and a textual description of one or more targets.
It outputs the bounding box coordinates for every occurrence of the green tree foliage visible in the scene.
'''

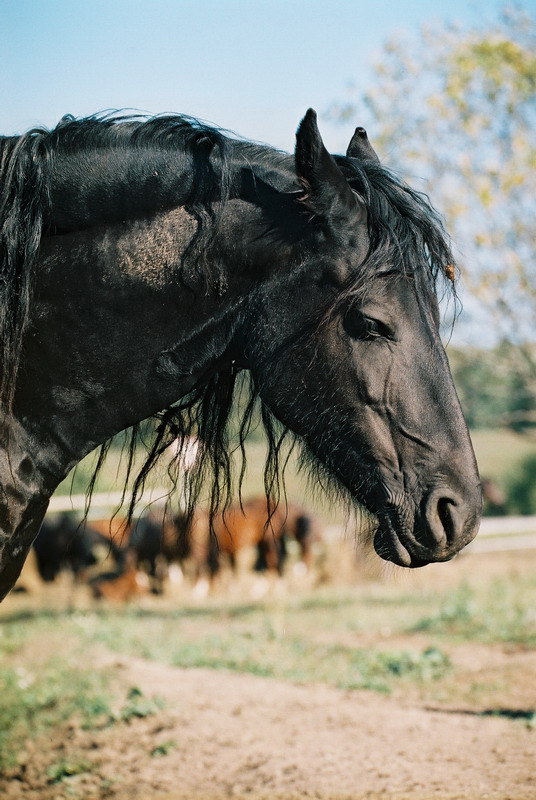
[449,342,536,431]
[505,452,536,513]
[330,9,536,372]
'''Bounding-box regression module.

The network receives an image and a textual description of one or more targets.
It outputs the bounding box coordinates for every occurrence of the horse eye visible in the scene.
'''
[343,309,392,341]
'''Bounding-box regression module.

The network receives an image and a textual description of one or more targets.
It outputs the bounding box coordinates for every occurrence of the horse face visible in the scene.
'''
[245,111,481,568]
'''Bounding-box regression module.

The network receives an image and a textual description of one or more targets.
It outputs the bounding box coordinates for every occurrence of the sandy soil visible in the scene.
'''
[2,648,535,800]
[2,549,536,800]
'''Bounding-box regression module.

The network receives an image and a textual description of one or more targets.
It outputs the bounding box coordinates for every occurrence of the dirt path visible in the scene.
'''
[4,652,534,800]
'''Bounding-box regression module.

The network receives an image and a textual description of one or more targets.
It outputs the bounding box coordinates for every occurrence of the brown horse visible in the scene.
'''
[170,498,320,584]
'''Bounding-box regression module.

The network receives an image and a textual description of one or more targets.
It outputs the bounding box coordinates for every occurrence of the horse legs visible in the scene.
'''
[255,532,286,575]
[294,513,314,570]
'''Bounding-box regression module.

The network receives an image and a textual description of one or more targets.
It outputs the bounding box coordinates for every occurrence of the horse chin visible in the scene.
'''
[373,527,431,569]
[369,501,413,567]
[373,508,462,569]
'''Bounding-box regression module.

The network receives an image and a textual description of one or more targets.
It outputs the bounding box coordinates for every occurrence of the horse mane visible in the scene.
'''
[1,112,455,528]
[0,113,236,412]
[87,364,363,540]
[0,129,50,411]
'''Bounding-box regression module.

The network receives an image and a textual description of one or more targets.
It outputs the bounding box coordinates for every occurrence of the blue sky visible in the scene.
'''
[2,0,510,153]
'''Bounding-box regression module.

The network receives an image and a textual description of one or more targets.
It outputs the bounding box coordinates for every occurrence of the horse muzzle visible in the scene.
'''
[373,485,482,568]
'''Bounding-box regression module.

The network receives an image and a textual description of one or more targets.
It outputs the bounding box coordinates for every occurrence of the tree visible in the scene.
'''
[329,9,536,370]
[448,342,536,432]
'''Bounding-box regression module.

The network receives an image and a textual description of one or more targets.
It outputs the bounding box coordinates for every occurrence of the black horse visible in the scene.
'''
[33,513,125,582]
[0,109,481,599]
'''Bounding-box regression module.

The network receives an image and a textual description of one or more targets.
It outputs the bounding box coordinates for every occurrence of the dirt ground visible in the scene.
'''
[2,651,534,800]
[1,548,535,800]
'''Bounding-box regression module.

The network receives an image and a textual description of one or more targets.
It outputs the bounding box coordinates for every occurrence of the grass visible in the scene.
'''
[471,428,536,485]
[410,578,536,645]
[157,633,449,693]
[66,573,532,688]
[151,739,177,758]
[46,758,94,784]
[0,627,166,773]
[118,686,166,721]
[0,658,112,770]
[3,570,534,686]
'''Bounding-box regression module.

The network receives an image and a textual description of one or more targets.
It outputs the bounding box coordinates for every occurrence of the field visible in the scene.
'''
[1,538,535,800]
[471,428,536,483]
[1,427,535,799]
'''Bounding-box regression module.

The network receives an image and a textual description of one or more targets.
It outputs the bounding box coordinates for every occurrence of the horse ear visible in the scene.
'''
[295,109,357,215]
[346,127,380,163]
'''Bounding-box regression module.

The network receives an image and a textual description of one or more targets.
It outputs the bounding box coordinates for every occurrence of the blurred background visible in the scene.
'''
[1,3,535,797]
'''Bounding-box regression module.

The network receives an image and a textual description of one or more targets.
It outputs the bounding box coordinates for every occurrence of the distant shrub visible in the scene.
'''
[505,452,536,514]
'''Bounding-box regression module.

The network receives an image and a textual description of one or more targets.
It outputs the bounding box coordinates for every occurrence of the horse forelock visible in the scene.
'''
[333,155,457,304]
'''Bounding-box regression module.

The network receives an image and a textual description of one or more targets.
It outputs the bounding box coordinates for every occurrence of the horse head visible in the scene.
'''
[241,110,481,567]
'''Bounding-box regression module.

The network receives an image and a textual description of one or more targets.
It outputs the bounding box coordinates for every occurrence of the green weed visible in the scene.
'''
[47,758,93,783]
[118,686,166,721]
[0,660,111,770]
[151,739,177,757]
[411,579,536,645]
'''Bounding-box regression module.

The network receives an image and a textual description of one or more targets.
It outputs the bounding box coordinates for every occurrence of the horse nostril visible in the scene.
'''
[423,490,462,549]
[436,496,457,545]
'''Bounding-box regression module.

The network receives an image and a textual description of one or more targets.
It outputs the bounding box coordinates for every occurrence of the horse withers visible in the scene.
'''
[0,109,481,599]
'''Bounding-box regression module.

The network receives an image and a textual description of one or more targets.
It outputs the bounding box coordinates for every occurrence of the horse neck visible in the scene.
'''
[16,138,298,481]
[15,212,272,483]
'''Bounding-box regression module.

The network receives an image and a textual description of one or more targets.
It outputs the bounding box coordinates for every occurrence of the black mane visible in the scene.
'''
[334,155,455,297]
[45,113,298,232]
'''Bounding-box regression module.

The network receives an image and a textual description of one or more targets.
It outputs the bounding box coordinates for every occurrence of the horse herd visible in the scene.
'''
[21,498,322,601]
